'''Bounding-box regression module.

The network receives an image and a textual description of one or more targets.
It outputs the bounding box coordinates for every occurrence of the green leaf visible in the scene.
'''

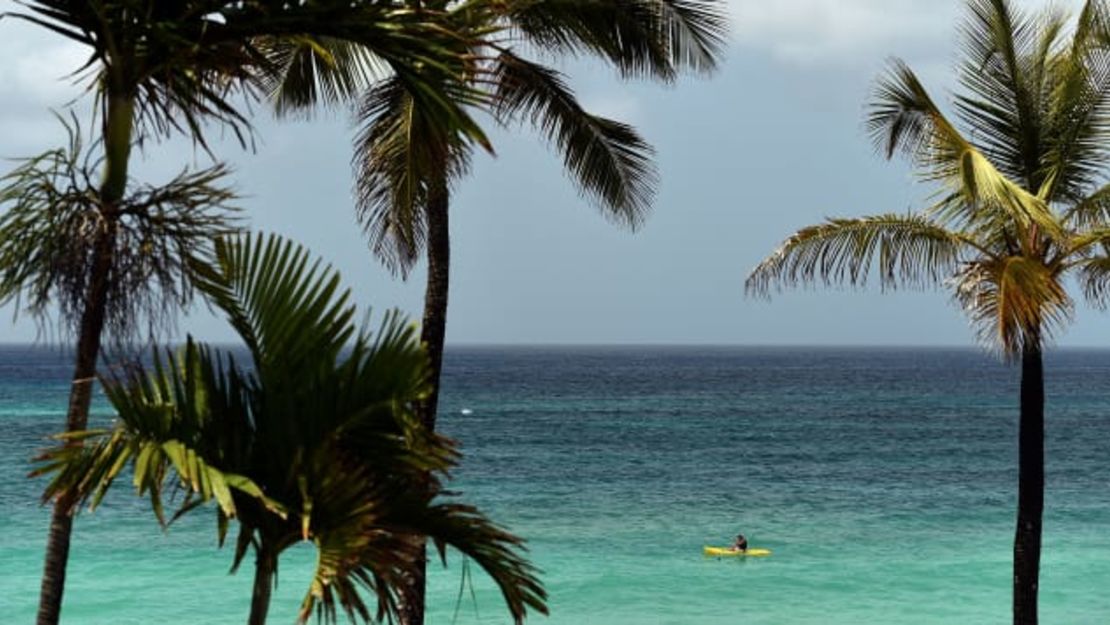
[746,214,976,296]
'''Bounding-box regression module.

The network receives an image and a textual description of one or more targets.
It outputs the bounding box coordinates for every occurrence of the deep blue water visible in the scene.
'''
[1,345,1109,623]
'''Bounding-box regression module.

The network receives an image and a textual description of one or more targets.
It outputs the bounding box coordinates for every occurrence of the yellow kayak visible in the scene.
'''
[703,546,772,557]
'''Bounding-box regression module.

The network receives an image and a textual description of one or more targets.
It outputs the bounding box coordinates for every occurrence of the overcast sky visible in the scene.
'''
[2,0,1107,347]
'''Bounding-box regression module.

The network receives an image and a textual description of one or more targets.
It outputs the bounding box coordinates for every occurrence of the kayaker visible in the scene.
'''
[731,533,748,552]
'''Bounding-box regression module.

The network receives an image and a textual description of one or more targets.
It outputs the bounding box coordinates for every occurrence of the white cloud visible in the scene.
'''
[731,0,951,64]
[0,9,92,151]
[729,0,1087,65]
[9,44,88,103]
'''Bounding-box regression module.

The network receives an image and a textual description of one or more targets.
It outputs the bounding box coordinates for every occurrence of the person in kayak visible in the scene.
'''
[731,533,748,552]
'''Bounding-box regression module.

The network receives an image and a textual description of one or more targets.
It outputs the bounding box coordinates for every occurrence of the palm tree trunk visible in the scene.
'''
[248,548,276,625]
[416,178,451,433]
[36,92,132,625]
[1013,340,1044,625]
[398,178,450,625]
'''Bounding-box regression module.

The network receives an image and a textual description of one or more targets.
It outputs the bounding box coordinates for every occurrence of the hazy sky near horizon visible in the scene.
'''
[2,0,1106,347]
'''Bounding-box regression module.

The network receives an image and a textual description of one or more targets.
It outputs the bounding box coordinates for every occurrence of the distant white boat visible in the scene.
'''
[460,408,473,416]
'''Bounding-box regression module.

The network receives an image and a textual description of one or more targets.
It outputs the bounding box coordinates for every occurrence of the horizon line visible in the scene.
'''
[4,341,1110,351]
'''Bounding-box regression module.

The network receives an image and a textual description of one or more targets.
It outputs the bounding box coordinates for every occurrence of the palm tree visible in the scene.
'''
[0,118,241,620]
[2,3,493,622]
[746,2,1110,623]
[33,233,546,625]
[266,4,728,620]
[0,118,240,340]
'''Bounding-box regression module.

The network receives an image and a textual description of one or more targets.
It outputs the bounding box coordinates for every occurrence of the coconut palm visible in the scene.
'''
[33,233,546,625]
[266,4,727,620]
[268,0,728,424]
[746,1,1110,623]
[2,3,490,622]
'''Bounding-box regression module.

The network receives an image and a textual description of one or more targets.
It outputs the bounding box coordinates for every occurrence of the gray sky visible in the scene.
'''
[2,0,1107,347]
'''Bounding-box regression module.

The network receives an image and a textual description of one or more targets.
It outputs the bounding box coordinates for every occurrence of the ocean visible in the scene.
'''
[1,345,1108,624]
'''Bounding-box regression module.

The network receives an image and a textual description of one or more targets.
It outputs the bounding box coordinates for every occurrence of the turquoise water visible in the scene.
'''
[2,345,1109,623]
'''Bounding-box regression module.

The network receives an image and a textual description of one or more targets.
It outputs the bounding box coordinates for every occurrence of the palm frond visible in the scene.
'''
[32,340,276,523]
[300,495,546,625]
[9,1,491,149]
[329,314,440,466]
[353,78,427,275]
[953,255,1072,355]
[953,0,1043,187]
[508,0,726,80]
[301,520,413,624]
[352,76,474,276]
[746,214,975,296]
[648,0,729,74]
[188,233,355,380]
[1076,255,1110,307]
[869,59,1066,244]
[1063,182,1110,227]
[295,451,423,624]
[1059,224,1110,259]
[261,36,391,118]
[417,502,547,624]
[494,51,657,227]
[1040,0,1110,204]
